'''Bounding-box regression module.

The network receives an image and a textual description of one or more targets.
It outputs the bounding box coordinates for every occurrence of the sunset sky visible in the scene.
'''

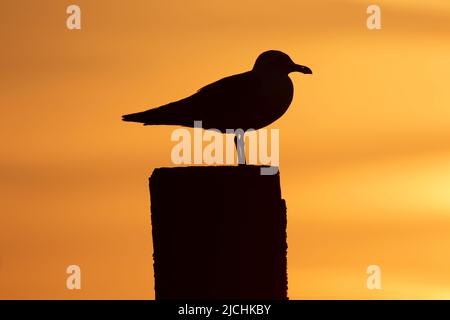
[1,0,450,299]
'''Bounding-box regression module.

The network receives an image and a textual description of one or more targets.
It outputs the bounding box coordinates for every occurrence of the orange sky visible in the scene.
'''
[1,0,450,299]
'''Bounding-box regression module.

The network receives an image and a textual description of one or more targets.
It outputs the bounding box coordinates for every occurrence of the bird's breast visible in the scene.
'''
[255,76,294,128]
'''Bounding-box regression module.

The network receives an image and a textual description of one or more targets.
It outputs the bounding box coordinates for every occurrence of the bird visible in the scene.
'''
[122,50,312,163]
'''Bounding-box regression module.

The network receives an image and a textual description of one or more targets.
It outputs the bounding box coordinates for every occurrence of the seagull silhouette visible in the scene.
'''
[122,50,312,163]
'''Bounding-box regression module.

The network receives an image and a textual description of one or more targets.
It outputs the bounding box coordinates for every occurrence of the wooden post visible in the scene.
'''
[150,166,288,300]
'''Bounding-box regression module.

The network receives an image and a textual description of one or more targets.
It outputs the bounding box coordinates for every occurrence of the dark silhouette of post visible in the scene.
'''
[150,165,287,300]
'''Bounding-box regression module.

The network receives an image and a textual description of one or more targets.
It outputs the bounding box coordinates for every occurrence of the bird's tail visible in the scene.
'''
[122,111,147,123]
[122,109,166,125]
[122,101,191,126]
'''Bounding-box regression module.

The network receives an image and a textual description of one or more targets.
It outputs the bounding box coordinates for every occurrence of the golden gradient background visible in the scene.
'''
[1,0,450,299]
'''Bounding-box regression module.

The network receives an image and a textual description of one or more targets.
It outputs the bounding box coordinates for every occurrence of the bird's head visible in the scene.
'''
[253,50,312,76]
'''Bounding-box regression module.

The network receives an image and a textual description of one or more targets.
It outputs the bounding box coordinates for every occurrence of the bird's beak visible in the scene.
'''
[293,64,313,74]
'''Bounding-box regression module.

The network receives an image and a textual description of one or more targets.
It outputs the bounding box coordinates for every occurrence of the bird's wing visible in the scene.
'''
[123,71,262,130]
[184,71,262,129]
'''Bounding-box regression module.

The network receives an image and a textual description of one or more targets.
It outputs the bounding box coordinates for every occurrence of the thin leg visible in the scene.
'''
[234,132,246,165]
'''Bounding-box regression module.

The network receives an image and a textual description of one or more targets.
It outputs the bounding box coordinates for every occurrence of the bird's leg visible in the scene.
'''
[234,132,246,165]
